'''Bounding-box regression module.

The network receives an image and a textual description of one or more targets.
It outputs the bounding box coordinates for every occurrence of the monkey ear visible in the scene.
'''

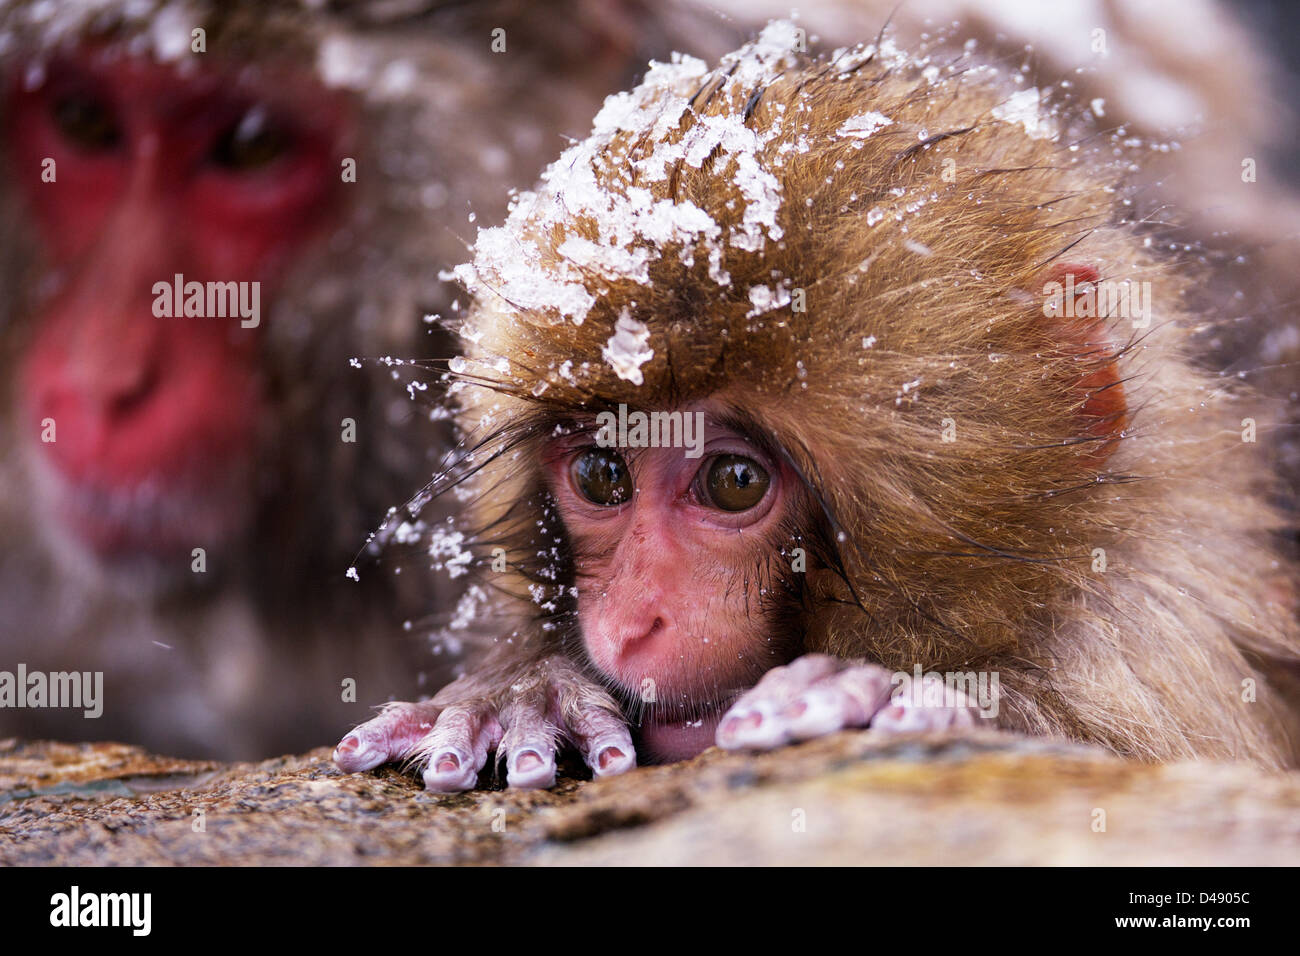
[1038,263,1127,463]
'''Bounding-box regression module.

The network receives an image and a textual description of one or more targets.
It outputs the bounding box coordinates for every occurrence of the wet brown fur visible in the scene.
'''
[449,40,1300,767]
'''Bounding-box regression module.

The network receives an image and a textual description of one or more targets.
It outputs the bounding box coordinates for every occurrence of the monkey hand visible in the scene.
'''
[715,654,982,751]
[333,655,637,792]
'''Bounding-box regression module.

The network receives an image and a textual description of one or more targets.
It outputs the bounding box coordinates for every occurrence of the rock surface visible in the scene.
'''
[2,732,1298,865]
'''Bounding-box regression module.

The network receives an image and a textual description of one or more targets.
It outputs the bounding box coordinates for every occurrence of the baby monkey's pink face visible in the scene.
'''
[543,405,805,761]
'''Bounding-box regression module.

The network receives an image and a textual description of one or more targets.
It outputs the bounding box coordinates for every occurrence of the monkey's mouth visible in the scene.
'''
[67,482,246,557]
[599,659,761,763]
[621,686,748,763]
[29,447,254,569]
[636,708,729,763]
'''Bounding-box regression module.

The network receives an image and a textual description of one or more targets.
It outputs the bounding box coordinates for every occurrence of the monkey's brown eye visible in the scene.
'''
[699,455,769,512]
[572,448,633,506]
[51,92,120,152]
[211,107,290,171]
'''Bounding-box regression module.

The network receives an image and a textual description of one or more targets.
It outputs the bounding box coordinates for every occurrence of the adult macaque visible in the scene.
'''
[336,23,1300,790]
[0,0,728,757]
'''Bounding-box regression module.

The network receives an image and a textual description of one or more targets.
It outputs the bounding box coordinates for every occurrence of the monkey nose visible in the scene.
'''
[630,616,666,649]
[601,614,667,663]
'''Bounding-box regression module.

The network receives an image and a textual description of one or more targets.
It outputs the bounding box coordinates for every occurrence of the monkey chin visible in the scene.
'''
[635,709,729,763]
[593,638,777,763]
[609,670,749,763]
[22,439,254,596]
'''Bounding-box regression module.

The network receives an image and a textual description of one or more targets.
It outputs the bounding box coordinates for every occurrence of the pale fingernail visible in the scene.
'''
[434,751,460,773]
[515,750,543,772]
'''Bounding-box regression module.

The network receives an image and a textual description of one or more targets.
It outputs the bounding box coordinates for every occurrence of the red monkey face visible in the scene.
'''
[4,49,350,573]
[544,406,805,760]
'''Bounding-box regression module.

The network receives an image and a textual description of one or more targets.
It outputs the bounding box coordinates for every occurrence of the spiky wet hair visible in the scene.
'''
[445,23,1299,765]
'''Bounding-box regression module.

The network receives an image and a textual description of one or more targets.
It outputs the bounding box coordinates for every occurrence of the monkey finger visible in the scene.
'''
[869,677,981,734]
[498,699,563,790]
[782,665,896,741]
[418,703,503,793]
[715,698,791,750]
[333,700,444,773]
[747,653,849,696]
[566,706,637,780]
[715,653,853,750]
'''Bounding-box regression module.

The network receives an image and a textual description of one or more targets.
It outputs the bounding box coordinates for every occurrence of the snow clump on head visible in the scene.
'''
[453,21,808,333]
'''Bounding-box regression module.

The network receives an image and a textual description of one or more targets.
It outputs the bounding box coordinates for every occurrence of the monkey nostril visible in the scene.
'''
[103,362,161,419]
[604,614,668,663]
[630,616,665,648]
